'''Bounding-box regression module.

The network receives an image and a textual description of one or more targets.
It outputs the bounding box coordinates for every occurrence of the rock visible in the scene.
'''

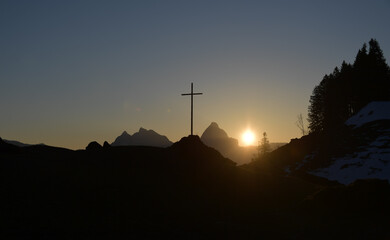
[103,141,111,148]
[86,141,102,151]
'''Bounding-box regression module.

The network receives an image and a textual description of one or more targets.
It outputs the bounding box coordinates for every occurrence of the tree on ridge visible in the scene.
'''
[308,39,390,134]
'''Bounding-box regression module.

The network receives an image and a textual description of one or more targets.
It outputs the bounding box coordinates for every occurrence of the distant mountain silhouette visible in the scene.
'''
[3,139,44,147]
[201,122,238,150]
[0,137,20,153]
[0,137,70,154]
[111,128,173,147]
[200,122,285,165]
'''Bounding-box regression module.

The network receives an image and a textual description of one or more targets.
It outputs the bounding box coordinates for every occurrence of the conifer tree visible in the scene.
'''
[308,39,390,134]
[258,132,271,156]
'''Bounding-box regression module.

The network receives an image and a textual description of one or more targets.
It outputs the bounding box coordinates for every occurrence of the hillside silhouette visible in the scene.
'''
[2,133,390,239]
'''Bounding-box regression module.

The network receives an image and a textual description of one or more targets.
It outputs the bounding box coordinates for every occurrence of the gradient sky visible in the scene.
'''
[1,0,390,149]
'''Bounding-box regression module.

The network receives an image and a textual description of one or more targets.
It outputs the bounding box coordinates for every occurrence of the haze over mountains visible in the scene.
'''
[4,123,285,165]
[201,122,255,164]
[201,122,285,164]
[106,123,285,164]
[3,123,283,165]
[201,122,238,150]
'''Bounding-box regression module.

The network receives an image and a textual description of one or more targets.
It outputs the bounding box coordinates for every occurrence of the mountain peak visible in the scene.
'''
[112,128,173,147]
[139,127,147,133]
[121,131,129,136]
[201,122,229,140]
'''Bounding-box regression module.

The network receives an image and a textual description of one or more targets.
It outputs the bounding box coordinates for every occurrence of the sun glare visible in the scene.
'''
[242,130,255,146]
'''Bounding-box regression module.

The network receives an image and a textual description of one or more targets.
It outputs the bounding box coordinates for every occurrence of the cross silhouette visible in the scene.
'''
[181,83,203,136]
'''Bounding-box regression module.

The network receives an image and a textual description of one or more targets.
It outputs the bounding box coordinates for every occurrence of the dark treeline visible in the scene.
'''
[308,39,390,133]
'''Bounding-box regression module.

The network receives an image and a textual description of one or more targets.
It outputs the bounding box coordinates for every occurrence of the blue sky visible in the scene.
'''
[1,0,390,149]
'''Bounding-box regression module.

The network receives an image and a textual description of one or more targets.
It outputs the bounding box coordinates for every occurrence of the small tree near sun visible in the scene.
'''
[258,132,271,157]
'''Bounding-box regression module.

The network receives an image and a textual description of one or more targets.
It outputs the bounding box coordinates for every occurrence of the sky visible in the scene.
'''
[1,0,390,149]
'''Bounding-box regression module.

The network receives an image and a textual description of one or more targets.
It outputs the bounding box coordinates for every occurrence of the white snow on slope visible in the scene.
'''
[346,101,390,128]
[311,101,390,185]
[310,136,390,185]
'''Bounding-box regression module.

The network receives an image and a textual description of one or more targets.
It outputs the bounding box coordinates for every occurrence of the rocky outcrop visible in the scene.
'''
[86,141,102,151]
[103,141,111,148]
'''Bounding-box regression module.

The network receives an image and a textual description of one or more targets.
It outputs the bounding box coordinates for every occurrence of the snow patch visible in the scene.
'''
[307,102,390,184]
[346,101,390,128]
[310,138,390,185]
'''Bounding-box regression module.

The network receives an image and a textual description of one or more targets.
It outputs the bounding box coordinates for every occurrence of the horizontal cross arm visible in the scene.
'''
[181,93,203,96]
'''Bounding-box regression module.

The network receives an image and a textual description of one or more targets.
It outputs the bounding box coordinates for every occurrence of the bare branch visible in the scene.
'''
[296,113,307,136]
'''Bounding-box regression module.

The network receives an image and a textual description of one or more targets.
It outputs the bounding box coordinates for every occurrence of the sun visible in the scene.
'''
[242,130,256,146]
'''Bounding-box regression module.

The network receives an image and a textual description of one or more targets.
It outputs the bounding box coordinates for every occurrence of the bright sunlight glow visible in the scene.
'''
[242,130,256,146]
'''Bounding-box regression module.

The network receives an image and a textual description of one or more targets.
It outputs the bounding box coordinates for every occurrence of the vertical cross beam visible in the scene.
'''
[181,83,203,135]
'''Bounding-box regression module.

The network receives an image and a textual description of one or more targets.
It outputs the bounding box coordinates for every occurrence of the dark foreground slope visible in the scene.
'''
[244,128,390,239]
[1,136,389,239]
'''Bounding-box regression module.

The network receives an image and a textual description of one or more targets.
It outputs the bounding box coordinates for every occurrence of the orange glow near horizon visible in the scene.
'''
[241,130,256,146]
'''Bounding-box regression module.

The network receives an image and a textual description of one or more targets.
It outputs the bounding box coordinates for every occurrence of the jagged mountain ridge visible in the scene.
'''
[2,139,44,147]
[111,127,172,147]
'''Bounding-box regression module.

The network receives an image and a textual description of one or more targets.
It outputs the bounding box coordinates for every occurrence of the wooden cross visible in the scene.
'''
[181,82,203,136]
